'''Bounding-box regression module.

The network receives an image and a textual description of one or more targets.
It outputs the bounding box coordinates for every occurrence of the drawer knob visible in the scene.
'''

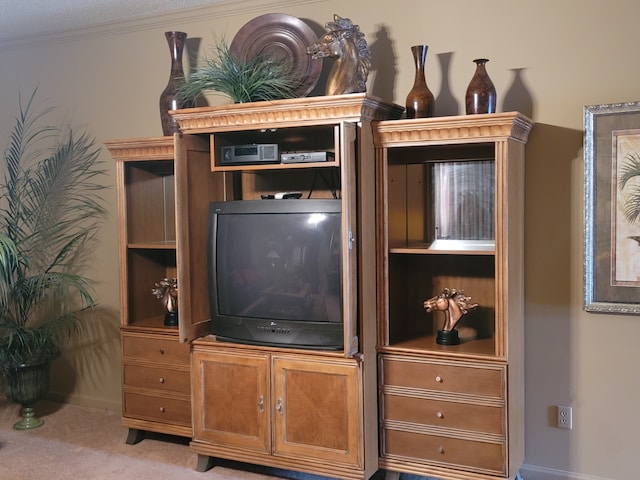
[159,348,165,355]
[159,377,165,384]
[159,406,165,413]
[436,411,444,419]
[435,375,443,383]
[438,446,445,455]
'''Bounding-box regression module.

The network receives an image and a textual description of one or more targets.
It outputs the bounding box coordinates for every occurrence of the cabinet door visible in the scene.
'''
[192,349,270,453]
[175,133,224,342]
[340,122,359,356]
[272,355,362,467]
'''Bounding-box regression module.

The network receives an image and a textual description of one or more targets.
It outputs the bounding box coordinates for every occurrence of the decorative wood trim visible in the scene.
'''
[373,112,533,147]
[104,137,174,160]
[171,94,404,133]
[190,439,368,480]
[0,0,328,51]
[122,416,192,438]
[380,458,507,480]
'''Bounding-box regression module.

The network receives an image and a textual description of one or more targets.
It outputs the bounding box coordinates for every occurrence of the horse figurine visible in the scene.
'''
[152,277,179,326]
[423,288,478,345]
[307,14,371,96]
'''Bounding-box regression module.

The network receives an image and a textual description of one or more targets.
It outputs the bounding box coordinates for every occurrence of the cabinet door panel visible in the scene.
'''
[192,349,270,453]
[175,133,222,342]
[340,121,359,356]
[272,356,362,467]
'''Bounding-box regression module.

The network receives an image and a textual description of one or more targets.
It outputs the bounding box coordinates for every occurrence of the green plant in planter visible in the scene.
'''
[177,37,301,104]
[0,90,107,428]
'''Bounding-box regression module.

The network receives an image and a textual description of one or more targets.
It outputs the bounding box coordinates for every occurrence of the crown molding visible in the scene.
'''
[0,0,327,52]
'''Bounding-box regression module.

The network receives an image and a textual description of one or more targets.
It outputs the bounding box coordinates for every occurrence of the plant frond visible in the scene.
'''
[0,90,107,364]
[618,152,640,190]
[623,191,640,224]
[177,37,301,104]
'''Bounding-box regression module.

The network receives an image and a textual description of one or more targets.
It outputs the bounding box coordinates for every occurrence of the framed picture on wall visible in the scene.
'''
[585,101,640,313]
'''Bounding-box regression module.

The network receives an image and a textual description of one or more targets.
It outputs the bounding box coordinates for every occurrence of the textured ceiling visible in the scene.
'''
[0,0,218,42]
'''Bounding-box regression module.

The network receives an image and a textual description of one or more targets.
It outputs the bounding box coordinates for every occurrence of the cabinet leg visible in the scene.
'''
[195,454,216,472]
[384,471,400,480]
[125,428,145,445]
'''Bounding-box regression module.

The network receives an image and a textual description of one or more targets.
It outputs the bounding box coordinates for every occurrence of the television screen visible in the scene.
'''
[208,199,344,349]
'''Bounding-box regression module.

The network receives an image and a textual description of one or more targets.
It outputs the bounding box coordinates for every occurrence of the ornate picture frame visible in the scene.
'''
[585,101,640,313]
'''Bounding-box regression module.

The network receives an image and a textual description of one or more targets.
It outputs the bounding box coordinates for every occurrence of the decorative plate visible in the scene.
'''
[230,13,322,97]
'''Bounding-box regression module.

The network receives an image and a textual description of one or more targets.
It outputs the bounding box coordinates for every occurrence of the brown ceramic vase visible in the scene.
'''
[405,45,435,119]
[465,58,497,114]
[159,31,194,136]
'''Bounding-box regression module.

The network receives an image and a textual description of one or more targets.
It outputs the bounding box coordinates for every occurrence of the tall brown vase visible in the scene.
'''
[159,31,194,136]
[405,45,435,119]
[465,58,497,114]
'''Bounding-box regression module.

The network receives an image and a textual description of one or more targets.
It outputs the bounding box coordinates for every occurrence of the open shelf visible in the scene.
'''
[211,124,340,171]
[125,161,175,245]
[127,248,177,327]
[388,156,496,251]
[380,335,496,358]
[386,253,496,356]
[125,315,180,333]
[128,241,176,249]
[237,168,342,201]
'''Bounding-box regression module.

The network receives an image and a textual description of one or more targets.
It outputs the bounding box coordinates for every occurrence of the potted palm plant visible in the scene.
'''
[177,37,301,104]
[0,90,107,429]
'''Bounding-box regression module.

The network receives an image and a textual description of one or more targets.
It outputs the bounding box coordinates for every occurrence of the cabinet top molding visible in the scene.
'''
[170,93,404,133]
[373,112,533,147]
[104,136,175,160]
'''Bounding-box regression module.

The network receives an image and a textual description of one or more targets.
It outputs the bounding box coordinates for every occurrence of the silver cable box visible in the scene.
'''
[280,151,335,163]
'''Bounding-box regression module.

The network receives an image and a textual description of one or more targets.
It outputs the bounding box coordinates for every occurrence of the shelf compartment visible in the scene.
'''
[211,124,340,171]
[386,253,495,355]
[388,144,495,251]
[380,336,496,358]
[127,240,176,249]
[126,248,177,328]
[238,168,342,201]
[389,242,494,256]
[125,160,176,245]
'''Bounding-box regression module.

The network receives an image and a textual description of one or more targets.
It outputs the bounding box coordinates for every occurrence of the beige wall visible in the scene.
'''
[0,0,637,478]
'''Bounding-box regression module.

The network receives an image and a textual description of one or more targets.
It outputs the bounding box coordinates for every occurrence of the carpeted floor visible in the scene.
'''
[0,398,311,480]
[0,398,438,480]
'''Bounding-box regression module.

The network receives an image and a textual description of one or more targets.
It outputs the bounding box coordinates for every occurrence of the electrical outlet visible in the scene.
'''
[557,405,572,429]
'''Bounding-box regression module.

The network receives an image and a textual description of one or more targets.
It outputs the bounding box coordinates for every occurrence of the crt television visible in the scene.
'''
[208,199,343,350]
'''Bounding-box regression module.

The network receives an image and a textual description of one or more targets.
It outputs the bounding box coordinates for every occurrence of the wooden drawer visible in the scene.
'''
[380,355,505,399]
[123,364,190,395]
[382,393,505,435]
[123,391,191,426]
[122,334,190,365]
[382,428,505,475]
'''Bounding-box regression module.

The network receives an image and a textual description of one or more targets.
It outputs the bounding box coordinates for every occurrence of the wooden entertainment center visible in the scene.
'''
[106,95,532,480]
